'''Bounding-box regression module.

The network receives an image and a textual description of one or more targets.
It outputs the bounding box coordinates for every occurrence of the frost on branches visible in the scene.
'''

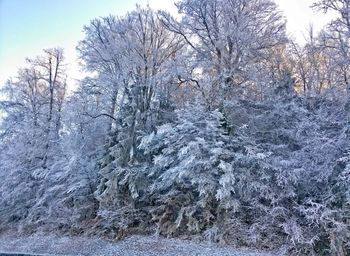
[0,1,350,255]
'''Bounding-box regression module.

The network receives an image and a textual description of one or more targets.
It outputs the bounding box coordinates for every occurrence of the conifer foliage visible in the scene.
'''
[0,1,350,255]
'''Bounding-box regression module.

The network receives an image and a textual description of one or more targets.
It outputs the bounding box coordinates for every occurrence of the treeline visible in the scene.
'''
[0,0,349,255]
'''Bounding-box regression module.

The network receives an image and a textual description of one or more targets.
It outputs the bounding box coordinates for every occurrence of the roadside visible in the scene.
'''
[0,233,278,256]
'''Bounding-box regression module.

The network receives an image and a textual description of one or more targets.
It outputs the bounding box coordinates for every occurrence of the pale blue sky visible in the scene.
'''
[0,0,335,88]
[0,0,177,87]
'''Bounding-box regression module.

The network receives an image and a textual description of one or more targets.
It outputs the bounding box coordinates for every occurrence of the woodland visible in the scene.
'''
[0,0,349,255]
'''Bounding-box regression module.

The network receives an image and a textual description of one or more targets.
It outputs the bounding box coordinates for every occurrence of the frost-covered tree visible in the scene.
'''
[160,0,287,107]
[79,7,184,236]
[0,48,101,235]
[291,29,333,96]
[0,48,67,170]
[309,0,350,96]
[78,6,183,130]
[1,3,350,255]
[0,48,69,231]
[93,103,306,249]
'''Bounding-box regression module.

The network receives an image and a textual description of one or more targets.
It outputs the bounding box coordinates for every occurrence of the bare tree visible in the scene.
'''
[312,0,350,96]
[160,0,287,107]
[0,48,67,168]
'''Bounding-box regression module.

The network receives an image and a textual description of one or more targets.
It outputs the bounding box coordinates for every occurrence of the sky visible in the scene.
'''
[0,0,336,89]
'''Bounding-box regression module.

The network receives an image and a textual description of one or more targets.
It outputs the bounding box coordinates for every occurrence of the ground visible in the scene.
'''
[0,233,279,256]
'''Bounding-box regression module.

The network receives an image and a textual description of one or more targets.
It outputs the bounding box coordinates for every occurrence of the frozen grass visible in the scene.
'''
[0,233,278,256]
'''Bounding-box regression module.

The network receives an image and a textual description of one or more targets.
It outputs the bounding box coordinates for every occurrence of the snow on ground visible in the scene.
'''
[0,233,278,256]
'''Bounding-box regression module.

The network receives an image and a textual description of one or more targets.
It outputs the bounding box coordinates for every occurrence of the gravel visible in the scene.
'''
[0,233,278,256]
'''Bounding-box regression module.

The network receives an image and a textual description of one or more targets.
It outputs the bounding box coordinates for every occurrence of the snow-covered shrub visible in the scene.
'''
[222,94,350,254]
[23,155,98,233]
[95,105,301,248]
[0,151,99,234]
[0,85,102,234]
